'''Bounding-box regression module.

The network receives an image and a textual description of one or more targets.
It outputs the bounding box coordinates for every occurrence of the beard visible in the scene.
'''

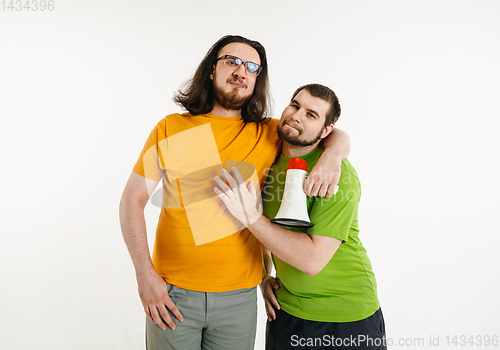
[213,74,252,111]
[277,122,325,147]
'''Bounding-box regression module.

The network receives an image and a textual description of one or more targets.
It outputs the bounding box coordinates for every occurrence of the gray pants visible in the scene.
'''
[146,284,257,350]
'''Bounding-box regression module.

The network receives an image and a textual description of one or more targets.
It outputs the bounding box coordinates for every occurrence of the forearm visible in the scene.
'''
[304,128,350,197]
[249,215,320,276]
[119,199,155,277]
[322,128,350,160]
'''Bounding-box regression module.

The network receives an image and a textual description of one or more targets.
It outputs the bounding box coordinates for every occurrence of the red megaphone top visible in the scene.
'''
[287,157,308,172]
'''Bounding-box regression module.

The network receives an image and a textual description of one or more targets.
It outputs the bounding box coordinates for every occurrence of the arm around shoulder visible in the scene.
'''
[305,128,350,197]
[323,128,350,160]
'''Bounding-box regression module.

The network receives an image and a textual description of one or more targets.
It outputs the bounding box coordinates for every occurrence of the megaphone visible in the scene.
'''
[271,158,313,228]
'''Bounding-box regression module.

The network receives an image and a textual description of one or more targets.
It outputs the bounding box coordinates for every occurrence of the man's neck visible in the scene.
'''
[282,142,320,158]
[210,104,241,118]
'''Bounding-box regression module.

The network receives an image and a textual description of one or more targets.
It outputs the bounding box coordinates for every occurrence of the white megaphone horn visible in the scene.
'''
[271,158,313,228]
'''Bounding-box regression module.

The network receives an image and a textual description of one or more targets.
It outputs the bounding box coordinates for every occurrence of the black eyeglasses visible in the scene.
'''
[216,55,263,76]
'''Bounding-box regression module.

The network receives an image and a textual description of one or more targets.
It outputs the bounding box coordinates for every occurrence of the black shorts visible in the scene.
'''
[266,307,386,350]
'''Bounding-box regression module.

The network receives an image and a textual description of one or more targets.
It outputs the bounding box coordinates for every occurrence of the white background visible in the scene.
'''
[1,0,499,349]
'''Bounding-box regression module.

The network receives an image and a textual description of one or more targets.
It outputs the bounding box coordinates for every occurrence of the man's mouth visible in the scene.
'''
[284,122,301,133]
[228,79,246,89]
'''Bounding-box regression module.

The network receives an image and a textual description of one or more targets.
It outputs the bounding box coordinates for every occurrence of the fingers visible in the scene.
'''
[262,278,281,311]
[214,187,235,212]
[265,310,272,322]
[215,169,255,200]
[232,166,245,187]
[304,176,340,197]
[266,282,281,310]
[215,175,231,192]
[326,184,339,197]
[326,171,341,197]
[222,168,239,189]
[303,173,322,197]
[260,276,281,321]
[213,187,228,202]
[165,297,184,323]
[217,168,253,193]
[147,300,184,331]
[264,300,276,321]
[144,305,154,323]
[304,178,321,197]
[137,272,183,332]
[247,180,256,198]
[149,305,171,331]
[269,292,280,311]
[321,186,333,198]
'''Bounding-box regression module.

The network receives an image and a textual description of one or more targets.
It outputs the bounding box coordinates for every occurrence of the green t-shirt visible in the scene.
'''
[262,148,380,322]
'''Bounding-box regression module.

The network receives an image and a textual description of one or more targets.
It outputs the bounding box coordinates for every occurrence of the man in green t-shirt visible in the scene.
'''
[214,83,386,350]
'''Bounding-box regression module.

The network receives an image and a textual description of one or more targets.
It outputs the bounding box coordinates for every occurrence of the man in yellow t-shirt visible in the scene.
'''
[119,35,350,350]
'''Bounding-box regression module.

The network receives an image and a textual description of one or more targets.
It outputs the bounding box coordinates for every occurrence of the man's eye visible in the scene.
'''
[308,113,315,118]
[227,60,237,65]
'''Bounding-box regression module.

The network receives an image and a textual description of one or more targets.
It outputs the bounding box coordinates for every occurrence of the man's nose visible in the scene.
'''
[290,109,304,122]
[232,63,247,78]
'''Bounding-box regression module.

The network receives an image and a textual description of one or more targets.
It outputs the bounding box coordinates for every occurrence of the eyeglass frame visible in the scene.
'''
[216,55,263,76]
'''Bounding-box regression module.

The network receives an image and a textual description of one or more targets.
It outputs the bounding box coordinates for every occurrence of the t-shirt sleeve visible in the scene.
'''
[307,171,360,242]
[132,124,164,181]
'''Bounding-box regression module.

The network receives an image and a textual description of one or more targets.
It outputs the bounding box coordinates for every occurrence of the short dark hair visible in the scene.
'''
[291,84,341,126]
[173,35,271,123]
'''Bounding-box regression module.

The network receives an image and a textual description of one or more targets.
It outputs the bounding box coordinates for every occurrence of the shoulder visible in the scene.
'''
[340,159,359,180]
[162,112,190,124]
[267,118,280,127]
[152,113,182,127]
[158,112,202,135]
[254,117,279,131]
[337,159,361,197]
[260,117,280,138]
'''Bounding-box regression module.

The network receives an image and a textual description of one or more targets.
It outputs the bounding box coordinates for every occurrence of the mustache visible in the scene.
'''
[226,77,247,88]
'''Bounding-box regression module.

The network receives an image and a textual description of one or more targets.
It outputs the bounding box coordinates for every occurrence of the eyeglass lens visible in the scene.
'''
[225,56,260,75]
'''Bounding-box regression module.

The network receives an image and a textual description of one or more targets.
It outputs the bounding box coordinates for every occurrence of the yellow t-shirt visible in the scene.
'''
[133,113,281,292]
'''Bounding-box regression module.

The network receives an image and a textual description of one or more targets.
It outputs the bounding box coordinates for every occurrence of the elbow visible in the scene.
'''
[304,268,321,277]
[302,263,325,277]
[120,190,148,214]
[301,256,330,276]
[304,269,318,277]
[298,242,340,276]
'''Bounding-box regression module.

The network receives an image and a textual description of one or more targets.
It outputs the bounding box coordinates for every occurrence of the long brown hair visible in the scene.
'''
[173,35,271,123]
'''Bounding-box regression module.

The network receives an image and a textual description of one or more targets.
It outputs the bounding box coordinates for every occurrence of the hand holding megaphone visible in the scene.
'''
[214,167,262,227]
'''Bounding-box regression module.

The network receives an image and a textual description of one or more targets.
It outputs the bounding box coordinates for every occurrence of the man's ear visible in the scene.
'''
[321,124,335,139]
[210,64,215,80]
